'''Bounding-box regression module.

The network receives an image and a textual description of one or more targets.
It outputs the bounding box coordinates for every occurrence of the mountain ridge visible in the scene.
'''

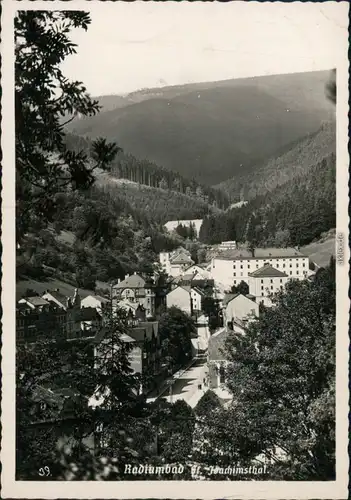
[67,70,334,186]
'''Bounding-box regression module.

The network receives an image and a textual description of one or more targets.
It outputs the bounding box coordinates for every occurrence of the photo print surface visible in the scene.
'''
[1,1,349,499]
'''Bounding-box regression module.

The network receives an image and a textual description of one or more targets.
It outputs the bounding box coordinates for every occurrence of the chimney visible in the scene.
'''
[55,288,59,292]
[117,278,121,284]
[134,271,137,275]
[125,274,129,279]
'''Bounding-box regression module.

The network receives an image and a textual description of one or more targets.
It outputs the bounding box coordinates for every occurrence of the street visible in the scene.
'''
[147,356,208,408]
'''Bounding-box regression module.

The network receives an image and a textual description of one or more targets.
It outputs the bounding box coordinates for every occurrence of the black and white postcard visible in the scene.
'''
[1,1,349,498]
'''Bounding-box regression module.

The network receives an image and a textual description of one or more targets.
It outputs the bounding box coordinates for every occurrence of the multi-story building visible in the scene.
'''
[206,319,246,402]
[42,288,82,339]
[93,320,162,395]
[159,248,194,278]
[166,285,206,316]
[210,247,309,290]
[248,264,289,307]
[112,273,156,317]
[17,297,66,343]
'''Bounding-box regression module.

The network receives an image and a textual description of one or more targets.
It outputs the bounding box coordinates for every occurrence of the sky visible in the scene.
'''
[61,1,348,97]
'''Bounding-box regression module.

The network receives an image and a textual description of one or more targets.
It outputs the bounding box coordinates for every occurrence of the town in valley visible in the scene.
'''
[14,6,339,483]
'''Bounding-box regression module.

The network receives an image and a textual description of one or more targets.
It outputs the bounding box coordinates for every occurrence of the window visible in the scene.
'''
[233,272,237,277]
[219,365,226,384]
[271,285,273,290]
[280,279,283,283]
[289,264,292,268]
[296,263,299,267]
[283,264,286,268]
[234,280,237,284]
[276,264,279,268]
[247,264,250,269]
[261,286,264,290]
[261,279,264,284]
[270,279,273,283]
[290,271,292,275]
[280,285,283,290]
[296,271,299,275]
[240,265,243,269]
[303,262,305,267]
[240,272,243,276]
[256,264,259,268]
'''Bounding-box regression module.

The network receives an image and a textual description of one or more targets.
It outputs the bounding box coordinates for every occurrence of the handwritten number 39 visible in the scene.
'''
[38,466,50,476]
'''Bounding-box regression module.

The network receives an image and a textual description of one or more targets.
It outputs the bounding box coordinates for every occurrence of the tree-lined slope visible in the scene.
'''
[217,120,336,200]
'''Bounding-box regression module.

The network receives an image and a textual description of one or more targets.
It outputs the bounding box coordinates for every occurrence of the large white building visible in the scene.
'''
[210,247,309,290]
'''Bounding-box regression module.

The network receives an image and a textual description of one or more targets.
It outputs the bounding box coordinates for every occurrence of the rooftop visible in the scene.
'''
[208,329,233,360]
[170,252,194,264]
[223,293,256,306]
[222,293,239,306]
[215,247,306,261]
[43,290,69,306]
[113,274,146,289]
[19,296,50,308]
[249,265,288,278]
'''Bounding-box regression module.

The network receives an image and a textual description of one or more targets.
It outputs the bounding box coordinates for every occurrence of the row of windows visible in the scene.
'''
[233,267,307,278]
[261,285,284,290]
[233,262,306,269]
[235,258,305,263]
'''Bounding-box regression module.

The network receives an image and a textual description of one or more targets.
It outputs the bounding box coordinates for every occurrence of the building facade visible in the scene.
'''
[17,298,66,343]
[166,286,192,315]
[112,273,156,317]
[248,264,289,307]
[222,293,259,327]
[211,247,309,290]
[159,248,194,277]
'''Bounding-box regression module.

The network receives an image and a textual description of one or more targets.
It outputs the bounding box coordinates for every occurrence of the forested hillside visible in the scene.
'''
[17,186,187,291]
[67,71,333,186]
[96,178,217,224]
[217,120,336,200]
[200,153,336,247]
[65,133,229,209]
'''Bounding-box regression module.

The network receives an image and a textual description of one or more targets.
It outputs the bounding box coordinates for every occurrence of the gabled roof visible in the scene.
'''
[167,285,191,295]
[208,329,232,360]
[20,296,50,308]
[129,321,159,342]
[249,265,288,278]
[43,290,68,307]
[120,333,137,343]
[224,293,257,307]
[85,294,110,304]
[113,274,146,289]
[170,252,193,264]
[222,293,239,306]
